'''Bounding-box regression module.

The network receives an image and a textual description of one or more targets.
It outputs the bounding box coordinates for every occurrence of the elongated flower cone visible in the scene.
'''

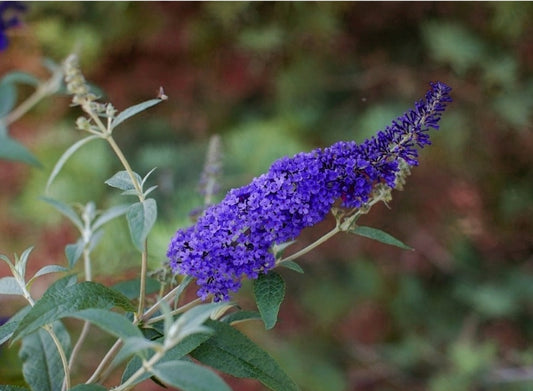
[168,82,452,301]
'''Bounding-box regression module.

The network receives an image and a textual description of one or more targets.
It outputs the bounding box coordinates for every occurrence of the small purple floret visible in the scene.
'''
[167,82,452,301]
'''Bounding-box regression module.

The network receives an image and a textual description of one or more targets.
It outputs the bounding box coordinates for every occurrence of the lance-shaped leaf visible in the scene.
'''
[191,320,298,391]
[111,98,163,129]
[0,277,24,296]
[12,280,134,341]
[1,71,40,87]
[26,265,68,288]
[127,198,157,252]
[0,306,30,345]
[151,360,232,391]
[19,321,71,391]
[68,308,142,339]
[120,333,212,386]
[0,134,41,166]
[65,239,84,268]
[351,226,413,250]
[0,81,16,117]
[92,204,130,231]
[14,247,34,282]
[277,260,304,274]
[253,272,285,330]
[46,134,100,193]
[40,197,83,232]
[0,386,30,391]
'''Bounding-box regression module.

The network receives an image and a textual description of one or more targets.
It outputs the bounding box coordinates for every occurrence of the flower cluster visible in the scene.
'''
[167,82,452,301]
[0,1,26,51]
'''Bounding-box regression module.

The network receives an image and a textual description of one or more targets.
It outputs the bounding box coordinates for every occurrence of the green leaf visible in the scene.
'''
[65,239,84,268]
[121,333,211,386]
[69,385,107,391]
[0,81,17,117]
[19,321,71,391]
[112,337,162,370]
[0,134,41,166]
[127,198,157,252]
[191,320,298,391]
[92,204,130,231]
[12,280,134,341]
[0,306,31,345]
[0,277,24,296]
[27,265,68,288]
[40,197,83,232]
[221,310,261,325]
[167,303,222,344]
[45,134,100,193]
[111,277,161,300]
[351,226,413,250]
[105,170,142,192]
[111,98,163,129]
[151,360,232,391]
[68,308,142,339]
[277,260,304,274]
[253,272,285,330]
[14,247,34,282]
[1,71,40,87]
[0,386,31,391]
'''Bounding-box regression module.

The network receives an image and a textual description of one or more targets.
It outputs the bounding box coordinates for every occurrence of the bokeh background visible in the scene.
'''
[1,2,532,390]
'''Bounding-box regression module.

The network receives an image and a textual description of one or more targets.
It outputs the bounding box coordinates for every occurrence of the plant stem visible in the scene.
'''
[112,349,165,391]
[45,323,71,391]
[137,240,148,320]
[277,224,341,265]
[86,339,123,384]
[68,247,92,371]
[105,135,144,200]
[5,68,63,126]
[146,298,203,325]
[11,265,71,391]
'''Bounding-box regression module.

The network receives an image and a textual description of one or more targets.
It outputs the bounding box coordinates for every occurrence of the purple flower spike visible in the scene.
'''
[167,82,452,301]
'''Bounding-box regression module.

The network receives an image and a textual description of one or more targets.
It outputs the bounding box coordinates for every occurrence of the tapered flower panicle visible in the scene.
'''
[167,82,452,301]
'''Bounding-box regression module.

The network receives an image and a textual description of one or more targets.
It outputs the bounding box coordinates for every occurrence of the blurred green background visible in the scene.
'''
[1,2,532,390]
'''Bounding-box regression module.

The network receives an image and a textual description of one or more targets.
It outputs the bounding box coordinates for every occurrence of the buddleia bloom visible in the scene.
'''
[167,82,452,301]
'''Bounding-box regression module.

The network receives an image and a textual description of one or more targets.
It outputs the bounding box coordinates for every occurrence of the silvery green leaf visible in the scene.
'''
[27,265,68,288]
[150,360,231,391]
[40,197,83,232]
[92,204,130,231]
[0,134,41,166]
[105,170,142,191]
[15,247,34,281]
[126,199,157,252]
[143,185,158,198]
[351,226,413,250]
[0,277,24,296]
[1,71,40,87]
[65,239,84,268]
[141,167,157,187]
[45,135,100,193]
[166,303,223,345]
[19,321,70,391]
[0,80,16,117]
[111,98,163,129]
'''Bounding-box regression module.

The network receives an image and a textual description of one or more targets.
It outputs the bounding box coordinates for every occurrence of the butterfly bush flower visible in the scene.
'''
[0,1,26,51]
[168,82,452,301]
